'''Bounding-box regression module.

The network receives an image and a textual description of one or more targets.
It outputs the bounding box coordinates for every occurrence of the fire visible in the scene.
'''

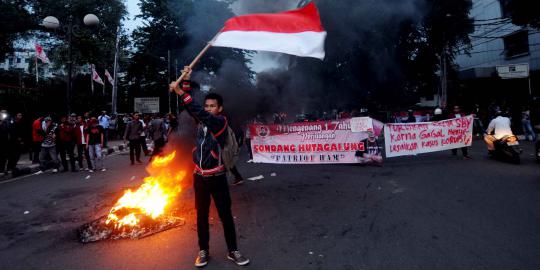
[105,151,186,229]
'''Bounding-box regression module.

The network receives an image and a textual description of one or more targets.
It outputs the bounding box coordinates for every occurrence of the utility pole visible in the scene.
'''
[111,26,120,114]
[167,50,171,113]
[175,58,179,115]
[440,46,448,109]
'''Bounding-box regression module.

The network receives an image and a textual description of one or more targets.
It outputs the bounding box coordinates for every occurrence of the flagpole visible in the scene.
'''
[90,64,94,94]
[171,29,222,89]
[35,55,39,84]
[112,26,120,115]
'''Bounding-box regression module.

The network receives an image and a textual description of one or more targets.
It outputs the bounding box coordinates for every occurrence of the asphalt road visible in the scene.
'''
[0,141,539,270]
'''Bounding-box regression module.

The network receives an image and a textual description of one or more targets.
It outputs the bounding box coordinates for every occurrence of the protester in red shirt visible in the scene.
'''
[58,115,77,172]
[31,116,44,164]
[74,115,92,171]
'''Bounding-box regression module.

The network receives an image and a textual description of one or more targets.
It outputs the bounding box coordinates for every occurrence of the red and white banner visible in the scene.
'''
[249,119,375,164]
[211,3,326,59]
[384,115,474,158]
[104,69,114,85]
[34,43,50,64]
[91,64,104,85]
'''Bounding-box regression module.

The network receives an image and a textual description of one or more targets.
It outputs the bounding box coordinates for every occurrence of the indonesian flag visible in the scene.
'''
[35,43,50,63]
[91,64,104,85]
[211,3,326,60]
[104,69,114,85]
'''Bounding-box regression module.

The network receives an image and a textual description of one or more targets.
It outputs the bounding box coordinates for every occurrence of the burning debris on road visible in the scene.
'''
[78,151,187,243]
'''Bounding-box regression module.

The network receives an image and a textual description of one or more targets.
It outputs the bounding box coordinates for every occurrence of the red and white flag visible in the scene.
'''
[35,43,50,63]
[104,69,114,85]
[211,3,326,60]
[91,64,104,85]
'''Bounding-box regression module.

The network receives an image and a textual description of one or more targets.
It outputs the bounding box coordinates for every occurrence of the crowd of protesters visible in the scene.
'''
[0,109,180,177]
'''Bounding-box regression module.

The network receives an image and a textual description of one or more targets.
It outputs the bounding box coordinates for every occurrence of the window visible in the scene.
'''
[503,30,529,58]
[16,58,21,63]
[499,0,511,18]
[8,58,13,65]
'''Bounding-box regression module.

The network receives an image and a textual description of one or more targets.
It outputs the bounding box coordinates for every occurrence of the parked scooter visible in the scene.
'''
[491,135,522,164]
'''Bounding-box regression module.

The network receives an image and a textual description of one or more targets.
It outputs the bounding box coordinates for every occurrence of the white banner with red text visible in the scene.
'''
[384,115,474,158]
[249,119,380,164]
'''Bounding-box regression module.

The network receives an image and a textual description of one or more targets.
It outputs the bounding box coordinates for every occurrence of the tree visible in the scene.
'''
[0,0,34,61]
[127,0,253,113]
[503,0,540,29]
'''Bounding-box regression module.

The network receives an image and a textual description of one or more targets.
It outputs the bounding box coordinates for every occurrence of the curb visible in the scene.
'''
[5,145,128,179]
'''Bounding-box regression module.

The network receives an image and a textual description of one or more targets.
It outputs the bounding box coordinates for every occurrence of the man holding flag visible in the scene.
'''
[169,3,326,267]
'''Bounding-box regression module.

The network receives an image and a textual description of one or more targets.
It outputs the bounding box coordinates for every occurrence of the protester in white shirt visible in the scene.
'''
[98,111,110,147]
[484,113,514,151]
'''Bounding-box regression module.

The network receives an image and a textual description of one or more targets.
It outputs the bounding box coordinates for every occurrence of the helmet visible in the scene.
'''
[434,108,442,115]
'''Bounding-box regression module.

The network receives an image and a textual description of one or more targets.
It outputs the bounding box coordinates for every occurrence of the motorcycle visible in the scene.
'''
[492,135,522,164]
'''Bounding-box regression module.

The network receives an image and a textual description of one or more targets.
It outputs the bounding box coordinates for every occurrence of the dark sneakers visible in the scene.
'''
[227,250,250,266]
[195,250,209,267]
[232,178,244,185]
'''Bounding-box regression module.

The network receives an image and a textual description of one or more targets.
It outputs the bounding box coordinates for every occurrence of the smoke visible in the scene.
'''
[231,0,298,14]
[175,0,427,123]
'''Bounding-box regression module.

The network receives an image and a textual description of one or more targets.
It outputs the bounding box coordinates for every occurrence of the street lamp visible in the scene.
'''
[42,13,99,114]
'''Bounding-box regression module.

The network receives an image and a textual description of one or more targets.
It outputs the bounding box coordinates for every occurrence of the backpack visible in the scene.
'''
[220,126,240,170]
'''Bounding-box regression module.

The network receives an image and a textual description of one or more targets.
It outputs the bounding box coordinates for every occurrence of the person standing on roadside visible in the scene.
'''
[75,115,92,171]
[124,113,143,165]
[149,113,167,159]
[0,110,14,176]
[98,111,111,148]
[85,118,105,172]
[31,115,44,164]
[58,116,77,172]
[522,107,536,142]
[9,113,26,173]
[37,117,59,173]
[448,105,471,159]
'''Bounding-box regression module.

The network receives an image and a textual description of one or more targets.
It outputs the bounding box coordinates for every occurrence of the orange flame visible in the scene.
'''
[105,151,186,229]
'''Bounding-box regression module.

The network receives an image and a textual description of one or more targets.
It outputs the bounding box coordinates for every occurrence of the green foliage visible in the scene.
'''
[127,0,253,112]
[503,0,540,29]
[0,0,35,61]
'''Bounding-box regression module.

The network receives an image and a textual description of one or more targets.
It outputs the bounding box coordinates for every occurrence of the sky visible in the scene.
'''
[123,0,283,72]
[124,0,142,34]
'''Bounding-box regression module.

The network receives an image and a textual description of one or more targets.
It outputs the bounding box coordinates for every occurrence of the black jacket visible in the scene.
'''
[179,82,228,176]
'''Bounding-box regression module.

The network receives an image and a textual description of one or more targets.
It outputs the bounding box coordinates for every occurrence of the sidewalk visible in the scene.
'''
[3,140,131,179]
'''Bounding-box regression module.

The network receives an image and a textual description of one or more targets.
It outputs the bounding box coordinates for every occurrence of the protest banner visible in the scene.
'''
[249,119,373,164]
[384,115,474,158]
[350,117,373,132]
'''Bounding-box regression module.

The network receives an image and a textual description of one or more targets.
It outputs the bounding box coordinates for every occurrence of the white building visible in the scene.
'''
[0,51,55,79]
[455,0,540,79]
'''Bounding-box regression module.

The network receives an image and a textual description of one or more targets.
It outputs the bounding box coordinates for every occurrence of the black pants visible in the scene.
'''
[58,141,76,171]
[245,138,253,159]
[129,139,142,163]
[229,166,243,180]
[140,136,148,155]
[152,138,166,157]
[194,173,238,252]
[452,147,469,157]
[32,141,42,163]
[77,144,93,169]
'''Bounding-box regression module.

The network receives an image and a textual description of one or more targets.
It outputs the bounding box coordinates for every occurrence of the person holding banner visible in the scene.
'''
[170,66,249,267]
[355,131,383,165]
[449,105,471,159]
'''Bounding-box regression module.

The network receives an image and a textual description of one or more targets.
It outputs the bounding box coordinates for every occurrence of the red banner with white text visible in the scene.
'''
[249,119,374,164]
[384,115,474,157]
